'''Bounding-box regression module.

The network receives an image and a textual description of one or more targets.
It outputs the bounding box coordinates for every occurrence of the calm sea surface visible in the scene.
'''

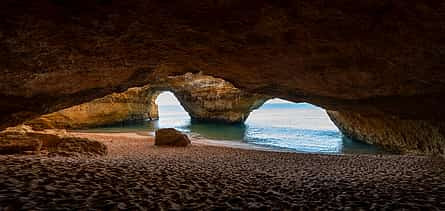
[77,101,384,154]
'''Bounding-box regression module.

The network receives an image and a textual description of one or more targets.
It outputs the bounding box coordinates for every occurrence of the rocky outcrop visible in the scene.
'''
[164,73,268,123]
[155,128,191,147]
[0,126,42,154]
[27,86,160,130]
[27,73,268,129]
[328,111,445,155]
[0,125,107,156]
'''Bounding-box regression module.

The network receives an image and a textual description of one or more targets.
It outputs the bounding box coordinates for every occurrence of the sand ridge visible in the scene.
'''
[0,132,444,210]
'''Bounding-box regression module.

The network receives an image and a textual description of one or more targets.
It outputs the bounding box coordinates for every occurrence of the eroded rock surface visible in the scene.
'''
[164,73,268,123]
[1,0,445,129]
[155,128,191,147]
[0,125,107,156]
[28,73,268,129]
[27,86,160,129]
[0,0,445,155]
[328,111,445,155]
[0,127,42,154]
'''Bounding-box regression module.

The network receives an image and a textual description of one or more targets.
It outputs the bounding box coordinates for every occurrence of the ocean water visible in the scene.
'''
[78,98,384,154]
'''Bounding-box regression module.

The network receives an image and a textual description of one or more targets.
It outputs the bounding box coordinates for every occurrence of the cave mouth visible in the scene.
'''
[155,91,191,129]
[151,94,384,154]
[51,87,384,154]
[244,98,384,154]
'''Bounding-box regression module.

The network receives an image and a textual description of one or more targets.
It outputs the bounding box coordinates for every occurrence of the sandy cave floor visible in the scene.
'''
[0,132,444,210]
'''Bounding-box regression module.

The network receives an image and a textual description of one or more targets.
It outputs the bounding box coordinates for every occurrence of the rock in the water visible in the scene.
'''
[155,128,191,147]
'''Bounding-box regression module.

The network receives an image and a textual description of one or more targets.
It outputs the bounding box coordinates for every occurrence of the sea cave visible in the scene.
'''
[0,0,444,210]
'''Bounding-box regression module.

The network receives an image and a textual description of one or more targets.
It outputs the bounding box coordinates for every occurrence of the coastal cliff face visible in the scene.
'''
[0,0,444,155]
[328,111,445,155]
[27,86,160,130]
[28,73,268,129]
[1,0,444,128]
[165,73,268,123]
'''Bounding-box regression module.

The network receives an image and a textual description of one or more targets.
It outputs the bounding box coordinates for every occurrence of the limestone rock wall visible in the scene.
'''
[21,72,445,155]
[1,0,445,130]
[1,0,444,155]
[27,73,268,129]
[327,111,445,155]
[165,73,268,123]
[27,86,160,130]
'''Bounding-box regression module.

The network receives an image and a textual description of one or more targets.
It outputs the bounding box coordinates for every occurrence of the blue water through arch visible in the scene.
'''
[80,92,384,154]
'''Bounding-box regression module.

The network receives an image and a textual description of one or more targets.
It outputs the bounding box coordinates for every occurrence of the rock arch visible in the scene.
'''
[12,71,445,155]
[154,73,268,123]
[1,0,445,155]
[19,72,445,155]
[26,73,269,129]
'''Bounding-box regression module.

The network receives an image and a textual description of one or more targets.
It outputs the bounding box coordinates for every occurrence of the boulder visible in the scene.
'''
[155,128,191,147]
[0,125,107,156]
[0,134,42,155]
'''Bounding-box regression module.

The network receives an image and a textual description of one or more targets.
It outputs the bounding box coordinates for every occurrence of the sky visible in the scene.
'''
[156,92,181,105]
[266,98,294,104]
[155,91,295,106]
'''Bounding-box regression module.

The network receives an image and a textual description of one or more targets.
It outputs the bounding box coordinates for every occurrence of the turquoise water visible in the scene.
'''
[77,98,384,154]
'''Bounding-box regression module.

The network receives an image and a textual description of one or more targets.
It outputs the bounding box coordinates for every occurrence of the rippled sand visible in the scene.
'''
[0,132,444,210]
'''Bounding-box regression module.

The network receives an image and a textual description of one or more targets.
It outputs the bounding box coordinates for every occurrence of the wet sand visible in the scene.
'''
[1,132,444,210]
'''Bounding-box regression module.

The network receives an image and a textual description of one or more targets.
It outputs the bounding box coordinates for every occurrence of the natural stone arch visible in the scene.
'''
[22,72,445,155]
[26,73,269,129]
[1,0,445,156]
[160,73,269,123]
[1,0,445,130]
